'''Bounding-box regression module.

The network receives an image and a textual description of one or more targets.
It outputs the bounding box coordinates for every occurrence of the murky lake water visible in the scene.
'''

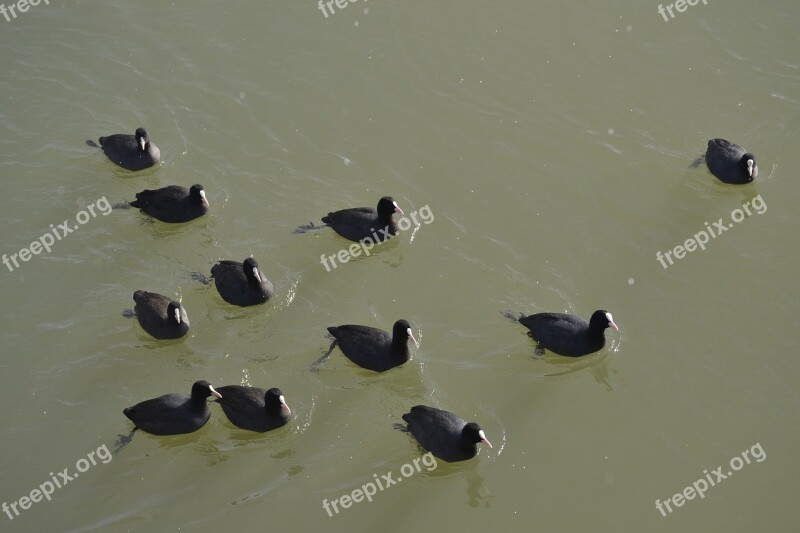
[1,1,799,531]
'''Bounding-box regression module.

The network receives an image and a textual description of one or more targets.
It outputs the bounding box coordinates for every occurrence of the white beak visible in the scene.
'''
[478,429,493,448]
[406,327,419,347]
[605,312,619,331]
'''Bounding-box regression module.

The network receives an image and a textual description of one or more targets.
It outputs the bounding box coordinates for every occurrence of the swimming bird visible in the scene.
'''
[122,380,221,436]
[324,319,416,372]
[215,386,291,432]
[399,405,492,462]
[321,196,403,243]
[132,290,189,340]
[512,309,618,357]
[87,127,160,171]
[210,257,273,307]
[693,139,758,184]
[130,184,209,223]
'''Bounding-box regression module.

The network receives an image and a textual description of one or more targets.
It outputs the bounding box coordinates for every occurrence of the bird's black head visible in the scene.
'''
[190,184,209,208]
[589,310,618,334]
[243,257,263,283]
[134,128,149,151]
[741,153,758,180]
[167,301,188,326]
[463,422,493,448]
[377,196,403,219]
[191,380,222,404]
[393,319,417,346]
[265,388,290,415]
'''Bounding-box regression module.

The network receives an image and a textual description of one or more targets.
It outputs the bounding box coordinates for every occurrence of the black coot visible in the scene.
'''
[87,127,160,171]
[321,196,403,242]
[210,257,273,307]
[130,184,209,223]
[123,380,221,436]
[516,310,618,357]
[326,319,416,372]
[400,405,492,462]
[697,139,758,184]
[132,290,189,339]
[215,386,291,432]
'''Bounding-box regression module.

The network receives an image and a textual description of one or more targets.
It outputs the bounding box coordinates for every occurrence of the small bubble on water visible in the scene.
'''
[627,278,634,285]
